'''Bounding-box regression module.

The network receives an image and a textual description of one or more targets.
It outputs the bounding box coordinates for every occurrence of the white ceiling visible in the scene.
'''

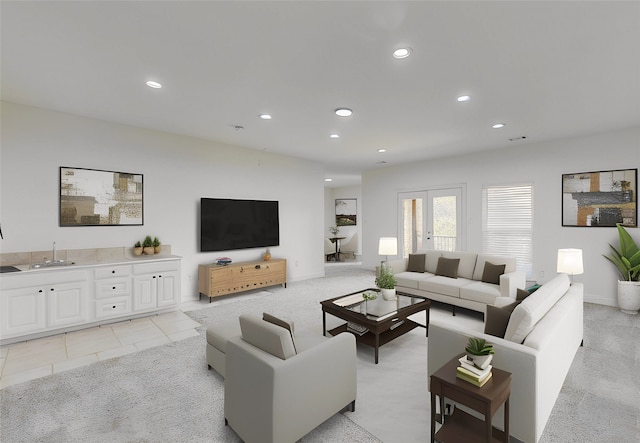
[2,1,639,187]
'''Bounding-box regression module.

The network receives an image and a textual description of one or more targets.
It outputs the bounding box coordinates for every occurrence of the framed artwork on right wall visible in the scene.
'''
[562,168,637,227]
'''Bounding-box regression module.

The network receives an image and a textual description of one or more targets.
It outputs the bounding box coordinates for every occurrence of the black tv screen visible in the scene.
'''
[200,198,280,252]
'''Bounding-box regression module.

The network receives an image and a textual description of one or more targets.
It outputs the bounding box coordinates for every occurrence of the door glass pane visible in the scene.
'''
[432,196,456,251]
[402,198,423,257]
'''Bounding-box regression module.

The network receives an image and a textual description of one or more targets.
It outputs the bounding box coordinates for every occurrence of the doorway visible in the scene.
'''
[398,187,463,257]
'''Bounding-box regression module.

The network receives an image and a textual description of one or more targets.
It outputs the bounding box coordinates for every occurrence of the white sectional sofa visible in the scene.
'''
[386,250,526,315]
[428,273,584,443]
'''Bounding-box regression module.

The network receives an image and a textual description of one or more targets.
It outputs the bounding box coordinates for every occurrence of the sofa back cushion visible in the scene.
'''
[442,251,478,280]
[472,254,516,281]
[421,250,443,274]
[239,314,297,360]
[504,273,570,343]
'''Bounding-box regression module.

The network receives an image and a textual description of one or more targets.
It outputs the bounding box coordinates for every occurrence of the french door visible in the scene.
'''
[398,187,463,257]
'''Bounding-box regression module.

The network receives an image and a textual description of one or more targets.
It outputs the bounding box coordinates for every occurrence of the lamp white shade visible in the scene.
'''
[557,248,584,275]
[378,237,398,256]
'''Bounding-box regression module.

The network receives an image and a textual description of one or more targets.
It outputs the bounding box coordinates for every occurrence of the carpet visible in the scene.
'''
[0,266,484,442]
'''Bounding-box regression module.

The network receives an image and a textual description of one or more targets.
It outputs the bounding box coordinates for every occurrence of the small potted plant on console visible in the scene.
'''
[133,241,143,256]
[153,237,162,254]
[142,236,155,255]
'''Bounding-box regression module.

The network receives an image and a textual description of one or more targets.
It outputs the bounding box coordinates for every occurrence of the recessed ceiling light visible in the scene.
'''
[393,48,411,59]
[492,123,506,129]
[330,134,340,139]
[146,81,162,89]
[259,114,272,120]
[325,178,333,182]
[457,95,471,102]
[378,148,387,153]
[335,108,353,117]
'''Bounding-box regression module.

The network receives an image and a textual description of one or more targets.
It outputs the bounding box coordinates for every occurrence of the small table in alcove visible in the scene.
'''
[329,237,346,261]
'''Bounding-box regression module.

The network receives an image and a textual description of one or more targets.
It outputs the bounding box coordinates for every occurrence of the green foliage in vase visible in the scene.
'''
[142,236,153,248]
[153,237,161,247]
[375,267,397,289]
[465,337,494,356]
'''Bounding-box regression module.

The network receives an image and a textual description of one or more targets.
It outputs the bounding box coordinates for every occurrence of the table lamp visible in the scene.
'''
[378,237,398,270]
[557,248,583,283]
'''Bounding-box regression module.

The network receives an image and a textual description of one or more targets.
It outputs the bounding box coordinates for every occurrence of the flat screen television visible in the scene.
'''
[200,198,280,252]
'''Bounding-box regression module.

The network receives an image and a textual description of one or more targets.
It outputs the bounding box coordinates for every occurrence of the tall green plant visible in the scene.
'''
[603,224,640,281]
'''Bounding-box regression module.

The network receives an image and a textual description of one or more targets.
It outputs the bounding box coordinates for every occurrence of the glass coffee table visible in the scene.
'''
[320,288,430,364]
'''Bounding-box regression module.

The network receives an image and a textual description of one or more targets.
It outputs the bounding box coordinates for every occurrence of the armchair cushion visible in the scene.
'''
[239,314,296,360]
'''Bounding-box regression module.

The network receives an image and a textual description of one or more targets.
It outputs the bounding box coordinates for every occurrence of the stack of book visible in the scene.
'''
[456,355,493,387]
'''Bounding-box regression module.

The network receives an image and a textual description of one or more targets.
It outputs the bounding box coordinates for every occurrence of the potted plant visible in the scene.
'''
[375,266,397,300]
[603,223,640,314]
[133,241,143,256]
[361,290,377,315]
[142,236,155,255]
[465,337,494,369]
[153,237,161,254]
[329,226,339,237]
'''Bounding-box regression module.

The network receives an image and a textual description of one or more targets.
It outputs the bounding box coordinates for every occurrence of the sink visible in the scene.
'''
[31,260,75,269]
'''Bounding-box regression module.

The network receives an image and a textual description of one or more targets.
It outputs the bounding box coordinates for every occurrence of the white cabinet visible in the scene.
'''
[0,270,87,339]
[93,265,133,319]
[1,286,47,337]
[133,260,180,312]
[0,257,181,344]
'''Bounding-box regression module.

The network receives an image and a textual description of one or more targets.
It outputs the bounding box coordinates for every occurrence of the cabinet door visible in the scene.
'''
[157,271,179,308]
[0,286,47,337]
[133,274,157,311]
[47,281,87,328]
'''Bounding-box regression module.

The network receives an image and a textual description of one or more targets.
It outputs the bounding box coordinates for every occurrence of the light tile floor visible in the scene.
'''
[0,310,200,389]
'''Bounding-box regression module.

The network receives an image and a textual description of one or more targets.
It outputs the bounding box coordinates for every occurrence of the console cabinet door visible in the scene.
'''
[157,271,179,308]
[133,274,158,311]
[47,281,87,328]
[0,286,47,337]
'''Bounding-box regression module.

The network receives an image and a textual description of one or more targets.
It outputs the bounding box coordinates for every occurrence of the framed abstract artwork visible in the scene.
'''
[335,198,357,226]
[562,168,637,227]
[59,167,143,226]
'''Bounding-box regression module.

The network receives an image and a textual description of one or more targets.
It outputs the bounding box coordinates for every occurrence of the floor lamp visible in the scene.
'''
[557,248,583,283]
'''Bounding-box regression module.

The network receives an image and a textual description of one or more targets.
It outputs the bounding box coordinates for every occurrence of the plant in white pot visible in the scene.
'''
[375,266,397,301]
[603,223,640,314]
[465,337,494,370]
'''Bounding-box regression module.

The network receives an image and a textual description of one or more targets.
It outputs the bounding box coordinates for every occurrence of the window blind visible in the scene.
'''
[482,184,533,279]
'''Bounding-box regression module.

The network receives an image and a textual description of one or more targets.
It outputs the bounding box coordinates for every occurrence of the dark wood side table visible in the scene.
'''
[430,353,511,443]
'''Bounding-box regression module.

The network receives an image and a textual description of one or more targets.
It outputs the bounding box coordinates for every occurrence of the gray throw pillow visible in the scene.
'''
[516,288,531,302]
[481,262,506,285]
[407,254,426,273]
[484,302,519,338]
[435,257,460,279]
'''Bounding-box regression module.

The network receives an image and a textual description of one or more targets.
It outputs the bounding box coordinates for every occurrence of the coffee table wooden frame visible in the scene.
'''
[321,289,430,364]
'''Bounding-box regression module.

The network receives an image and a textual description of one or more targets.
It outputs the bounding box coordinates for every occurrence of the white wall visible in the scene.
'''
[0,102,326,300]
[324,185,362,256]
[362,126,640,307]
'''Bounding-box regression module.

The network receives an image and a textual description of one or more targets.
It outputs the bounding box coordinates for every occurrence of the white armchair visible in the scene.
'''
[324,237,337,261]
[224,314,357,443]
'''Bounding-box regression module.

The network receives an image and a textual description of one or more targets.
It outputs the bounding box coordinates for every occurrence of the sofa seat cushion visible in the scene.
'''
[441,251,478,280]
[395,271,434,289]
[418,276,473,297]
[504,273,571,343]
[459,281,502,304]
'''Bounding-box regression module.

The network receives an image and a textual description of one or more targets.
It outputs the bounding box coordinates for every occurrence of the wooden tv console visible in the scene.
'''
[198,258,286,301]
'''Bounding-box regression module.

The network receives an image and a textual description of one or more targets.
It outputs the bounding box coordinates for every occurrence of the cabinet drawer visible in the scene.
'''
[95,297,132,319]
[94,278,132,299]
[95,265,132,279]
